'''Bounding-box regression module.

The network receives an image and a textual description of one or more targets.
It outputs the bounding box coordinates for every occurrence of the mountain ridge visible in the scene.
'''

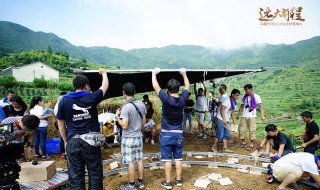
[0,21,319,69]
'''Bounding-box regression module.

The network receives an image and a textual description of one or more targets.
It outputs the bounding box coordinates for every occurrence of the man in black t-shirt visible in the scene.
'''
[183,92,195,134]
[257,124,294,157]
[56,69,109,190]
[299,111,319,154]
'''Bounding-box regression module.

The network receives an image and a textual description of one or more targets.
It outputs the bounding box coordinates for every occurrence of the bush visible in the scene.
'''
[58,81,73,91]
[0,75,17,88]
[47,80,58,89]
[17,81,34,88]
[33,78,48,88]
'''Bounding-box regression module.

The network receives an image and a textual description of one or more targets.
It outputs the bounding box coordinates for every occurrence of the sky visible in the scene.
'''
[0,0,319,50]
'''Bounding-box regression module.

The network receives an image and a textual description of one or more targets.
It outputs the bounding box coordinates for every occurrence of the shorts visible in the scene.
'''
[144,131,152,138]
[160,132,184,162]
[207,111,215,122]
[273,166,302,181]
[195,112,205,124]
[105,136,115,144]
[239,117,257,140]
[121,137,143,165]
[216,119,230,140]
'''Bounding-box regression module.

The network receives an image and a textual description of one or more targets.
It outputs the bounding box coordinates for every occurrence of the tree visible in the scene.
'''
[81,58,87,63]
[47,45,52,54]
[33,78,48,88]
[0,75,17,88]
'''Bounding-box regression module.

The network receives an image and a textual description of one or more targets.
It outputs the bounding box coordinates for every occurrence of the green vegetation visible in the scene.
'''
[1,21,320,69]
[0,21,319,141]
[209,67,320,141]
[0,49,113,78]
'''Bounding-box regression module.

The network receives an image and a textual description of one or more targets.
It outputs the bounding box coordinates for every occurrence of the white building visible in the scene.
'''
[1,62,59,82]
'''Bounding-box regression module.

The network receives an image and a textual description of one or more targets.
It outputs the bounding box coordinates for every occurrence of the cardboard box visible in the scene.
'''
[18,161,56,182]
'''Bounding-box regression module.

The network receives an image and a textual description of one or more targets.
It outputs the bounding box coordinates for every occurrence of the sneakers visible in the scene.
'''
[145,138,149,143]
[42,154,50,159]
[135,180,145,189]
[222,148,234,153]
[202,134,207,140]
[151,140,155,145]
[120,184,137,190]
[175,179,183,187]
[35,154,42,158]
[212,145,218,153]
[265,174,274,183]
[236,143,247,148]
[246,145,254,151]
[160,181,172,189]
[260,153,270,158]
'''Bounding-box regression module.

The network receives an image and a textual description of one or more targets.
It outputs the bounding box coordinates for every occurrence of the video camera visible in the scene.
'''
[0,123,25,190]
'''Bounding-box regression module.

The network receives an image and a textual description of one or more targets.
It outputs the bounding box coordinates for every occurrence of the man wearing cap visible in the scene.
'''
[102,119,117,144]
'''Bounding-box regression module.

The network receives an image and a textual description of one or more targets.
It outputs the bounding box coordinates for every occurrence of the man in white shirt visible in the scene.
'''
[273,152,320,190]
[212,89,240,153]
[0,90,15,107]
[236,84,265,151]
[214,84,228,118]
[194,82,207,138]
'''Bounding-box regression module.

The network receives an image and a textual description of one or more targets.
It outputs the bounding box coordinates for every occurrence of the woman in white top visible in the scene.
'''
[30,96,52,159]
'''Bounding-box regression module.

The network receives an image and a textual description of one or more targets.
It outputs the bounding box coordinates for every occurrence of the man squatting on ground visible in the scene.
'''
[152,67,190,189]
[256,124,295,158]
[272,152,320,190]
[194,81,207,138]
[56,69,108,190]
[212,89,240,153]
[116,82,147,190]
[237,84,265,151]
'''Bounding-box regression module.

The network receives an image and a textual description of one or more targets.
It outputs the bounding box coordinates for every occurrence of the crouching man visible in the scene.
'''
[273,152,320,190]
[256,124,295,158]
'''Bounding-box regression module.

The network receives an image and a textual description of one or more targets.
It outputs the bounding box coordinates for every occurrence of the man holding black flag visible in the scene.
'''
[56,69,109,190]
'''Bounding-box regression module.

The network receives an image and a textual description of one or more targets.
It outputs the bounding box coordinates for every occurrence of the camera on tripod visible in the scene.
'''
[0,123,25,190]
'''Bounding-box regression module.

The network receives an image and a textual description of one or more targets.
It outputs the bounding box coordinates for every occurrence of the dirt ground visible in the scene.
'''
[52,123,313,190]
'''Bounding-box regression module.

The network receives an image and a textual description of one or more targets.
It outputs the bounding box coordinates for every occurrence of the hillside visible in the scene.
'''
[0,21,319,69]
[0,21,138,68]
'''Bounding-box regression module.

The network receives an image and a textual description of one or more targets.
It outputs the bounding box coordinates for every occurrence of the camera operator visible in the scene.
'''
[0,115,40,189]
[0,115,40,151]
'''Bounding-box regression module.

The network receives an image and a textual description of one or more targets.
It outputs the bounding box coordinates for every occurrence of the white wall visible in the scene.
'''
[12,62,59,82]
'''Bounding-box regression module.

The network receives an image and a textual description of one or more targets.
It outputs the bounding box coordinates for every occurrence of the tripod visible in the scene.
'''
[193,118,217,142]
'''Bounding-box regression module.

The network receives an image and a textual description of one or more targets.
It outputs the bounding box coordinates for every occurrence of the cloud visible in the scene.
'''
[66,0,320,50]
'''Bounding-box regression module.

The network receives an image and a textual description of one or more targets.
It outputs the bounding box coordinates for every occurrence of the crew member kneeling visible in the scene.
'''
[273,152,320,190]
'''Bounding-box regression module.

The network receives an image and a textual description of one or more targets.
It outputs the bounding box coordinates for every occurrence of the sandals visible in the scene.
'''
[237,143,247,148]
[246,145,254,151]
